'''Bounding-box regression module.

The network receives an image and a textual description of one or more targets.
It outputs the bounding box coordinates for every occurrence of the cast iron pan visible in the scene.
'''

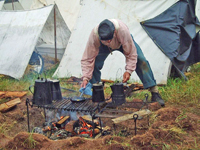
[70,96,86,102]
[70,84,89,102]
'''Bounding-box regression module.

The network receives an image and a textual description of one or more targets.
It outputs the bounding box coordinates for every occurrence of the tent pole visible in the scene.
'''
[54,5,57,63]
[12,0,14,10]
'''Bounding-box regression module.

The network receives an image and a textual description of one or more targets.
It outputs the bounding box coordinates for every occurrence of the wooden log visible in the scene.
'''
[0,98,21,112]
[81,115,92,121]
[5,91,27,98]
[95,113,122,118]
[101,79,114,83]
[0,92,5,99]
[135,84,144,88]
[96,126,111,131]
[65,120,77,135]
[57,116,70,125]
[0,91,5,96]
[94,128,100,134]
[111,109,151,124]
[81,115,99,125]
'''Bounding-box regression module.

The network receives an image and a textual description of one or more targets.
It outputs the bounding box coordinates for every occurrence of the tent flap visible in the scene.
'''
[141,0,200,79]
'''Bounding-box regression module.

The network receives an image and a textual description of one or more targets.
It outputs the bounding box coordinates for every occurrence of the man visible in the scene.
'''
[80,19,165,107]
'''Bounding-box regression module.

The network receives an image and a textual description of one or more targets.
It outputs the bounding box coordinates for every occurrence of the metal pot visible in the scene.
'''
[49,79,62,101]
[110,82,125,106]
[29,79,63,105]
[29,78,52,105]
[92,83,105,103]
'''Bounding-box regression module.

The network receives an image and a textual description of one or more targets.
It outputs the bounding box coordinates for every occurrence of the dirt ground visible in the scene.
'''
[0,93,200,150]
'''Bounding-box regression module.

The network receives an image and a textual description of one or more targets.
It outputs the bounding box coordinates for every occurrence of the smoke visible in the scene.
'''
[45,109,90,123]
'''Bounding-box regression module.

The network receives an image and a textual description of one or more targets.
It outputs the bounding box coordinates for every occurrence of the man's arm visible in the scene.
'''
[81,28,100,87]
[116,20,138,81]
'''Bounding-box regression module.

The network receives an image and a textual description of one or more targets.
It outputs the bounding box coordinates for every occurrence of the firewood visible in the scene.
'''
[5,91,27,98]
[65,120,76,133]
[102,126,111,131]
[57,116,70,125]
[111,109,151,124]
[81,115,92,121]
[81,115,99,125]
[101,79,114,83]
[0,91,27,98]
[132,82,143,87]
[94,128,100,134]
[96,126,111,131]
[135,84,144,88]
[0,92,5,99]
[0,98,21,112]
[0,91,5,96]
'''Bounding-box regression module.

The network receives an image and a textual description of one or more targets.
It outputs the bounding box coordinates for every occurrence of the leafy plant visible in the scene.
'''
[162,143,171,150]
[22,130,37,149]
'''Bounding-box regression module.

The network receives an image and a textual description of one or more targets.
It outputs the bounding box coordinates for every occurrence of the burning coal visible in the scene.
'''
[33,109,100,140]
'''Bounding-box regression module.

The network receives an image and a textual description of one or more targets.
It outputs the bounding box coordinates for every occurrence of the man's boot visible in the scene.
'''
[151,92,165,107]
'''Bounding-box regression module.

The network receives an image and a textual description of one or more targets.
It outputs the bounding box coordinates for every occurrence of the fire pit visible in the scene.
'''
[26,80,151,139]
[26,97,105,136]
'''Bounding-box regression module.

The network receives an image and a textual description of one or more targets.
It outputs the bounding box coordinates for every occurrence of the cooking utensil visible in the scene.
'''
[92,82,105,103]
[70,84,89,102]
[110,82,126,106]
[49,79,62,101]
[70,96,86,102]
[29,78,52,105]
[29,78,63,105]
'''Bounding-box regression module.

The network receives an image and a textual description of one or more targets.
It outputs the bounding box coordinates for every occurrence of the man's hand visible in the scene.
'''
[81,79,88,88]
[123,72,131,83]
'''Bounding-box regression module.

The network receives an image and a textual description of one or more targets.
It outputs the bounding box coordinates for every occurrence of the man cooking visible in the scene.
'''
[80,19,165,107]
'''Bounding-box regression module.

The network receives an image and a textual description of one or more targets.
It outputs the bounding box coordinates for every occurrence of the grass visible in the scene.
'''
[0,123,7,134]
[0,61,199,106]
[0,121,17,135]
[22,130,37,149]
[0,63,60,92]
[0,62,200,109]
[126,63,200,111]
[1,62,199,102]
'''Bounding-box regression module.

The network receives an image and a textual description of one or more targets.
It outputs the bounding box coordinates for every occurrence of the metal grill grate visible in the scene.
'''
[34,97,100,113]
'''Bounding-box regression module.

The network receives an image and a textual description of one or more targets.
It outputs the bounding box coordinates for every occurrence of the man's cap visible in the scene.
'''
[98,19,115,40]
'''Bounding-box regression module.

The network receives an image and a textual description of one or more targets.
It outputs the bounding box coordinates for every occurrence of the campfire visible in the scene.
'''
[39,114,101,140]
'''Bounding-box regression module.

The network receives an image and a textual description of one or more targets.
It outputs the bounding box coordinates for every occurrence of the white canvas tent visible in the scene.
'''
[0,0,4,10]
[53,0,183,84]
[0,4,71,79]
[1,0,24,10]
[1,0,44,10]
[1,0,82,31]
[30,0,81,31]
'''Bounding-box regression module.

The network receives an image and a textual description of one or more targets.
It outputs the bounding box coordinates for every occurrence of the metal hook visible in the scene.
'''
[116,68,123,82]
[144,93,149,102]
[133,114,138,121]
[133,114,139,135]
